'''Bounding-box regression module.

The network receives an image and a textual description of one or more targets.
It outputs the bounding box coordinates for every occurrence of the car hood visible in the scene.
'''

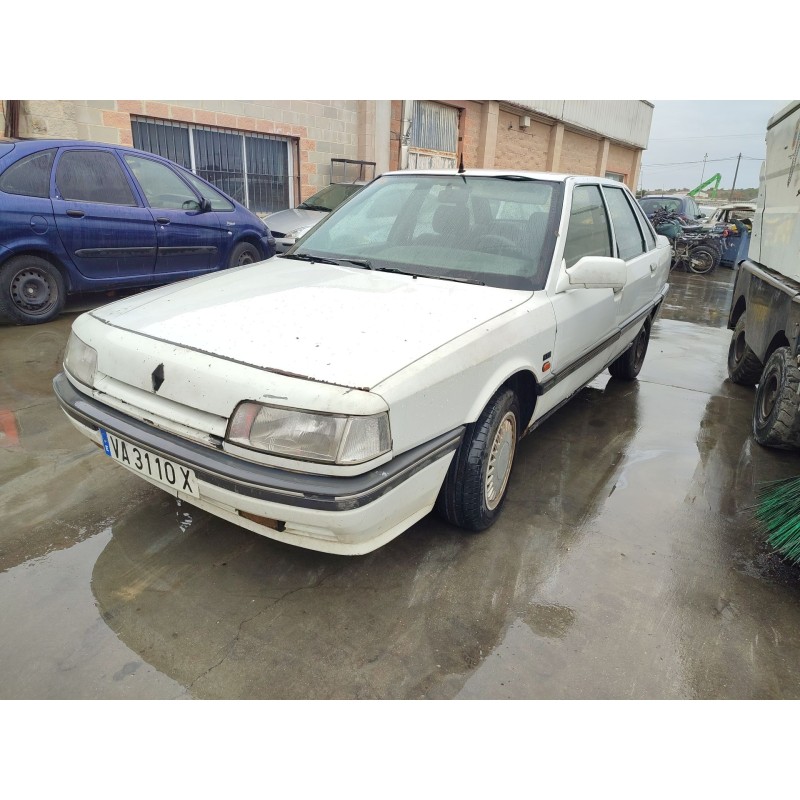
[90,259,530,390]
[264,207,327,234]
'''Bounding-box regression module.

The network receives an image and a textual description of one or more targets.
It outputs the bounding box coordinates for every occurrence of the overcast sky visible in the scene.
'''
[640,100,789,192]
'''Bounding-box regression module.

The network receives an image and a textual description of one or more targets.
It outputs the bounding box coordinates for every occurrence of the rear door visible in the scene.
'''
[121,152,226,277]
[602,184,657,328]
[51,148,157,282]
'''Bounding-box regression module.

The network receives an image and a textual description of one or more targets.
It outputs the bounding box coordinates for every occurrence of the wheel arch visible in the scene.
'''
[765,331,790,364]
[0,249,73,292]
[729,295,747,328]
[463,367,540,435]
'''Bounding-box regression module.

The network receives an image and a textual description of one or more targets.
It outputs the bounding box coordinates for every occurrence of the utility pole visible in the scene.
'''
[700,153,708,184]
[729,153,742,201]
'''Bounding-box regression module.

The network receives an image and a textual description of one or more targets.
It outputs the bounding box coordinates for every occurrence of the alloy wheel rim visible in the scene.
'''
[485,412,517,511]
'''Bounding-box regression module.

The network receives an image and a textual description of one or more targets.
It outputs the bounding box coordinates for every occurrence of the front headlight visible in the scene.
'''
[227,402,391,465]
[63,332,97,387]
[285,226,312,239]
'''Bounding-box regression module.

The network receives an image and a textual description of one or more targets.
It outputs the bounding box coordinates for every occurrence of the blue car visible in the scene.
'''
[0,139,276,324]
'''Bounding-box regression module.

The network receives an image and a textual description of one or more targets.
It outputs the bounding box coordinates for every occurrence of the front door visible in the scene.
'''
[549,184,620,396]
[52,148,157,283]
[121,153,226,277]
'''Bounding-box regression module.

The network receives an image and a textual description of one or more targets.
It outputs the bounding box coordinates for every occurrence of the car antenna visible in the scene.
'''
[457,153,467,183]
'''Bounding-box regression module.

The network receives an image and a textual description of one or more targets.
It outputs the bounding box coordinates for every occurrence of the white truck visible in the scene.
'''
[727,101,800,447]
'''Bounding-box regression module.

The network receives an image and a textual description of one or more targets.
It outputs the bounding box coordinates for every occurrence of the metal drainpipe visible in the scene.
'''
[3,100,20,138]
[400,100,414,170]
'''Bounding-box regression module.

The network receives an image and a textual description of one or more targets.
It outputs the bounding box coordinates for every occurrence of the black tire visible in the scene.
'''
[753,347,800,449]
[609,320,650,380]
[436,388,520,532]
[228,242,261,268]
[0,255,66,325]
[727,314,763,386]
[685,244,717,275]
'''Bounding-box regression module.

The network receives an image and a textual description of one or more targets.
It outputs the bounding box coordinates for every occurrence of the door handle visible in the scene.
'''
[156,217,170,225]
[66,210,85,218]
[649,263,657,273]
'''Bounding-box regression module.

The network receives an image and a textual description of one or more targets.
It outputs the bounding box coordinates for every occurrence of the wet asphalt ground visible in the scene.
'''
[2,269,800,700]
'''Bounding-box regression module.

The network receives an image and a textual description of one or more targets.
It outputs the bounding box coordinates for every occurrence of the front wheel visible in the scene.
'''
[685,244,717,275]
[753,347,800,449]
[227,242,261,269]
[436,388,520,531]
[609,320,650,380]
[0,255,66,325]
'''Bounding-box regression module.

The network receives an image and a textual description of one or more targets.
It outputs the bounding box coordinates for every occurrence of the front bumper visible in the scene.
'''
[53,373,462,555]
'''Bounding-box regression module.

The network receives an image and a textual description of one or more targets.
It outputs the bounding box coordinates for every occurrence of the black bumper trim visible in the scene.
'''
[53,373,463,512]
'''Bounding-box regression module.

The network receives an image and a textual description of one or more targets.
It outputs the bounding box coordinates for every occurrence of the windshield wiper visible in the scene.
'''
[282,252,374,270]
[375,266,484,285]
[297,203,332,211]
[281,252,342,266]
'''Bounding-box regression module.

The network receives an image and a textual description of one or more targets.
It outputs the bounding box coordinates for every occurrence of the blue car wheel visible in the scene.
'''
[0,255,66,325]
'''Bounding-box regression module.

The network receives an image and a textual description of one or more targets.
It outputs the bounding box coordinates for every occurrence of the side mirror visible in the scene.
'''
[561,255,626,292]
[199,197,212,213]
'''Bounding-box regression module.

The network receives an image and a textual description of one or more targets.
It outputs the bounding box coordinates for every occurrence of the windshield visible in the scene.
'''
[293,174,563,290]
[639,197,683,215]
[298,182,363,212]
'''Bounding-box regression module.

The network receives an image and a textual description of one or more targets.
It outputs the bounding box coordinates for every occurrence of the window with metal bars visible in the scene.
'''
[131,117,297,214]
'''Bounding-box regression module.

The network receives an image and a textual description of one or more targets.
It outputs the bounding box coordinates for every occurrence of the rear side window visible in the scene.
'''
[604,187,646,260]
[563,185,612,268]
[56,150,137,206]
[0,149,55,197]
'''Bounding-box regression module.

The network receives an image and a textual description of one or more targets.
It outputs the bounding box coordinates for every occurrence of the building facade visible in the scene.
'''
[1,99,652,211]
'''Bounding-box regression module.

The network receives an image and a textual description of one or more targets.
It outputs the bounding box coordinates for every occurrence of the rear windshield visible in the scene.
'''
[294,174,564,291]
[639,197,683,215]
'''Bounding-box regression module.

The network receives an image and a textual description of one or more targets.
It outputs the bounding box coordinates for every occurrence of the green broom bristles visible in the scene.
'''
[755,476,800,564]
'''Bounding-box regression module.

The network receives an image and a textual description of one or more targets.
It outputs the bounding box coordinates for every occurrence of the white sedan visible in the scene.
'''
[55,169,670,555]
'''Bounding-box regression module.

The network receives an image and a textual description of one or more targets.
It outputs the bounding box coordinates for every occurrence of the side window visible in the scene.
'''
[604,187,646,260]
[123,154,200,210]
[563,185,611,268]
[630,195,657,249]
[179,169,234,211]
[56,150,136,206]
[0,149,56,197]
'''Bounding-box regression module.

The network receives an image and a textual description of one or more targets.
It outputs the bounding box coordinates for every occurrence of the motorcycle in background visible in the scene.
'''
[648,208,724,275]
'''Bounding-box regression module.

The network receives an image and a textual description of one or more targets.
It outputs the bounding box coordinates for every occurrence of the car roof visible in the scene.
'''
[383,168,628,185]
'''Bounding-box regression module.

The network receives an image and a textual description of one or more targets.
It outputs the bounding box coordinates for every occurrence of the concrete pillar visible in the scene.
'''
[477,101,499,168]
[630,149,643,191]
[595,138,610,177]
[546,122,564,172]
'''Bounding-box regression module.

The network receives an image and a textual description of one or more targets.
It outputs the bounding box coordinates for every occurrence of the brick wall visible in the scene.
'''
[494,111,551,170]
[606,142,638,183]
[559,129,602,175]
[18,100,359,202]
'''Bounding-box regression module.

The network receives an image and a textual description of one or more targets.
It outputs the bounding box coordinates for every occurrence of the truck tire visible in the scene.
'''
[727,314,763,386]
[753,347,800,449]
[609,320,650,380]
[435,388,520,531]
[0,255,66,325]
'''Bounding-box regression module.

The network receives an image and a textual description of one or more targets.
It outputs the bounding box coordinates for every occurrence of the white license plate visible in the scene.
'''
[100,429,200,497]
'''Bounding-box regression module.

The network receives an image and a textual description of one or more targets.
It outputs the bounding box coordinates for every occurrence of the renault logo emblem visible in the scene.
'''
[151,363,165,393]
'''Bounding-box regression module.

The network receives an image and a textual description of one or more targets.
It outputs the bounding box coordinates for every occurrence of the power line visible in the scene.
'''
[641,155,764,168]
[649,133,764,141]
